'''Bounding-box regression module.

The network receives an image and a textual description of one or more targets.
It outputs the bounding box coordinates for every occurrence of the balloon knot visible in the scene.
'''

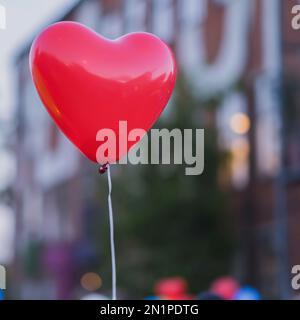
[99,163,109,175]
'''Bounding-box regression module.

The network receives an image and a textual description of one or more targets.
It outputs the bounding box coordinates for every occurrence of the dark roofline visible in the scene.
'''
[14,0,85,62]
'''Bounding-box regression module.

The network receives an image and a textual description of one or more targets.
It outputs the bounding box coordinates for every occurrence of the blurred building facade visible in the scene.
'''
[14,0,300,299]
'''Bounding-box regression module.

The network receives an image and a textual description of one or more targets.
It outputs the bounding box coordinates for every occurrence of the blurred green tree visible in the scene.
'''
[97,75,235,297]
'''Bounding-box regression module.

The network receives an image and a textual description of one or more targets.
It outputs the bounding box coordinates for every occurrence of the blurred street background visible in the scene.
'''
[0,0,300,300]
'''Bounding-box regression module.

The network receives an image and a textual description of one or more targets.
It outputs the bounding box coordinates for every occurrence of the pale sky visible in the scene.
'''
[0,0,78,119]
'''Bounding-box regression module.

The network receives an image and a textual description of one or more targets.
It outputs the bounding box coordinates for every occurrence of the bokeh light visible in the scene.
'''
[80,272,102,292]
[229,112,250,135]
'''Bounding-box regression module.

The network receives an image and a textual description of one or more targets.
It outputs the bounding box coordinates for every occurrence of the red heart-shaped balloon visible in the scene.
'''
[30,22,176,163]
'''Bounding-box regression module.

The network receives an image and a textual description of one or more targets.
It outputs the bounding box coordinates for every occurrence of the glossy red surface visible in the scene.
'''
[30,21,176,163]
